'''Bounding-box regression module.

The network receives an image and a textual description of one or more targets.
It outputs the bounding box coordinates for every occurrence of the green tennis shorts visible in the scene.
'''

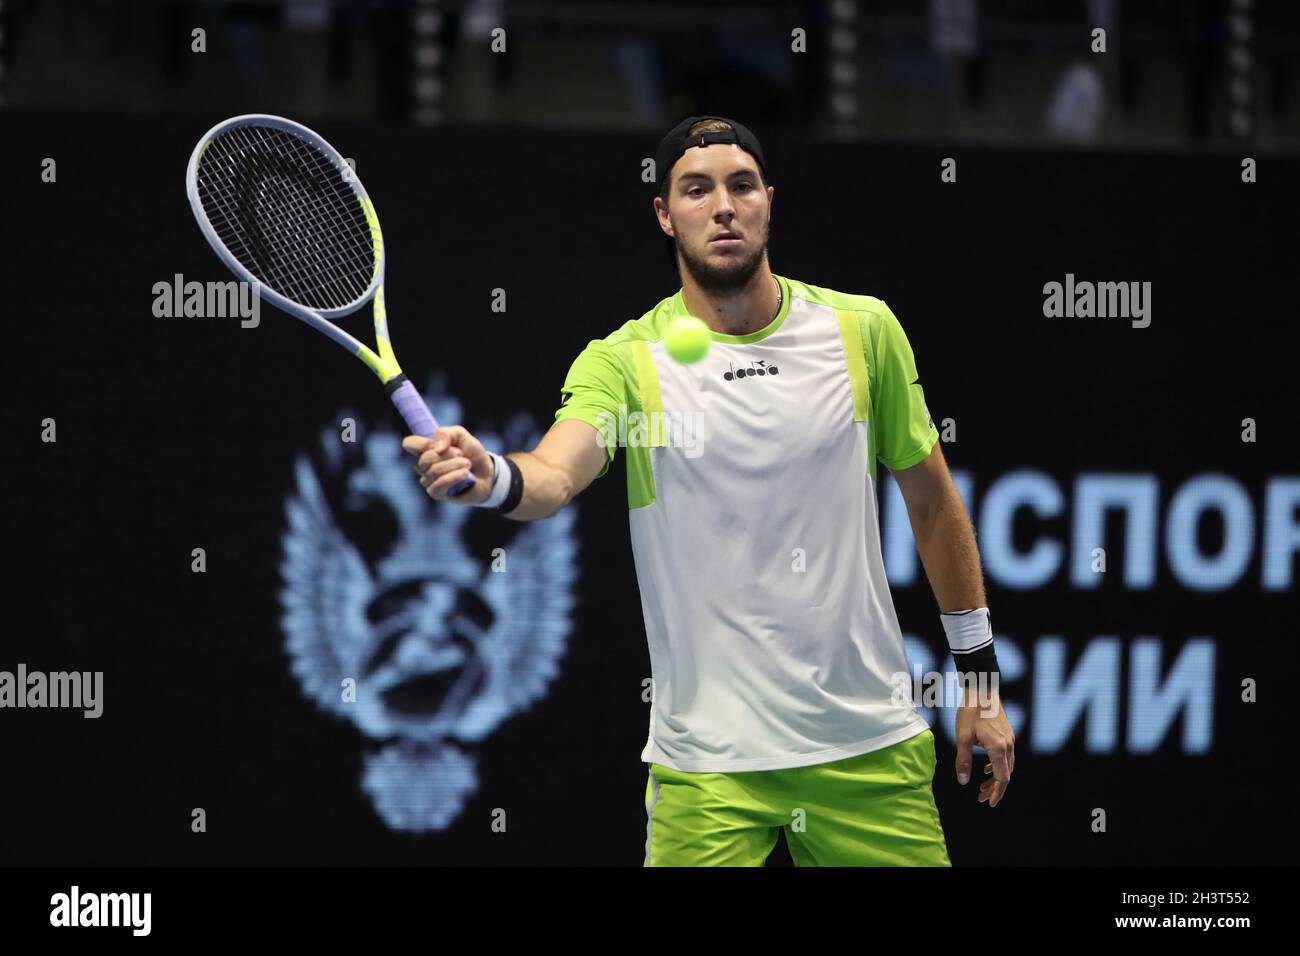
[643,728,951,866]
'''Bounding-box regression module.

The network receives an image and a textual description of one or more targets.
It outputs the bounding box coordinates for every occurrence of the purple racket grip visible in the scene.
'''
[390,379,475,497]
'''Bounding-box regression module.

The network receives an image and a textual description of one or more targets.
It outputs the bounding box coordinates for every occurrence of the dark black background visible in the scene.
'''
[1,112,1295,865]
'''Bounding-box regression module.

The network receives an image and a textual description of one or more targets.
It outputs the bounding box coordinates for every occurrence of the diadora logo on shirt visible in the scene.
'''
[722,360,779,382]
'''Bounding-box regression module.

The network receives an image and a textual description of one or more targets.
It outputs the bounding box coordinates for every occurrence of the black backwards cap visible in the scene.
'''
[653,115,769,194]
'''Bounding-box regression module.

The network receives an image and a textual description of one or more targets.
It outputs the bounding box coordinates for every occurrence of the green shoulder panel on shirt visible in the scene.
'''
[553,295,680,503]
[553,276,937,498]
[786,278,939,480]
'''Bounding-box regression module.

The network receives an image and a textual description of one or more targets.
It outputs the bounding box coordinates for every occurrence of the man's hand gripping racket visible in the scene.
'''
[401,427,495,504]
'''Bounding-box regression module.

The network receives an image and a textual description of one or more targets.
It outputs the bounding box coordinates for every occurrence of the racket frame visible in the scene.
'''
[185,113,402,385]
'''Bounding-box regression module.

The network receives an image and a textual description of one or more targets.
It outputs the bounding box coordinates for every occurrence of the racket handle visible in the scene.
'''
[390,379,475,497]
[390,379,438,436]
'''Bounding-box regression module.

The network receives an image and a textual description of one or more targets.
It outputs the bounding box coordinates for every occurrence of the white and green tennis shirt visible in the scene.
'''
[554,274,939,772]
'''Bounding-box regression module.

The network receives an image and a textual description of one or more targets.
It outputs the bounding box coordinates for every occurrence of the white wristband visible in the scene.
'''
[940,608,993,654]
[475,452,512,508]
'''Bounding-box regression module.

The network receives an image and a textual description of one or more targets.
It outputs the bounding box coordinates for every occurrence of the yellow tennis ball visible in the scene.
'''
[665,315,711,364]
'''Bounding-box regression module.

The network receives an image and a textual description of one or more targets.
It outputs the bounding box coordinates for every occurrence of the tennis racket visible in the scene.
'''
[185,113,474,496]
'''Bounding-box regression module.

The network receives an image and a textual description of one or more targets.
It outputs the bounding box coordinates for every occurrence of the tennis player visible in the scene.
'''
[403,116,1014,866]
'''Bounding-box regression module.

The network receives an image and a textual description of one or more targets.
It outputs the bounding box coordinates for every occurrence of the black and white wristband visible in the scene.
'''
[476,452,524,514]
[941,607,1000,680]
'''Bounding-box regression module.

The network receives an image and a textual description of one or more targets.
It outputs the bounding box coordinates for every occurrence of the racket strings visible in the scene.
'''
[207,126,373,307]
[223,129,368,307]
[207,161,368,309]
[227,125,377,299]
[207,127,372,308]
[204,149,355,298]
[196,124,378,312]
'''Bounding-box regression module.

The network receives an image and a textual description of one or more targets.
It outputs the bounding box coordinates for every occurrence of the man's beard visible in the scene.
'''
[675,222,770,296]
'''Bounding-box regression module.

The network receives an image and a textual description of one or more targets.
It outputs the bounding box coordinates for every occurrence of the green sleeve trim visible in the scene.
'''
[880,430,939,472]
[553,336,625,481]
[859,301,940,477]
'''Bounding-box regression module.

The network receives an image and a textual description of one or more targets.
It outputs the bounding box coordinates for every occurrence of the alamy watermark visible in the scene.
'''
[1043,273,1151,328]
[594,404,706,458]
[152,273,260,328]
[0,664,103,718]
[50,886,150,936]
[891,667,1001,718]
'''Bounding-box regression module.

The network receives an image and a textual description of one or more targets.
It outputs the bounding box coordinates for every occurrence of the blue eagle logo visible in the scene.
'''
[279,382,578,832]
